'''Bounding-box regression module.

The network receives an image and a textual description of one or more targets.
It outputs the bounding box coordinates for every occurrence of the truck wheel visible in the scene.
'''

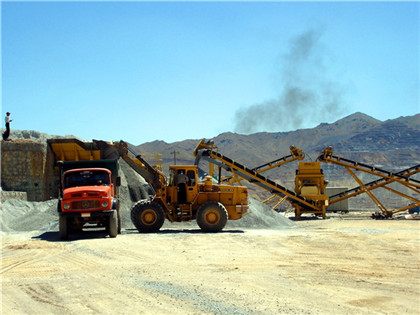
[59,215,68,240]
[131,200,165,233]
[117,211,122,234]
[109,211,118,238]
[196,201,228,232]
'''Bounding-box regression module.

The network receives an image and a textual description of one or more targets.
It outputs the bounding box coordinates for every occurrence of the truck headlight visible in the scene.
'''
[63,203,70,210]
[101,201,109,208]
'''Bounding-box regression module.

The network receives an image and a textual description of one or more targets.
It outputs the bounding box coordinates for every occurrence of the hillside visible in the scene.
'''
[135,112,420,172]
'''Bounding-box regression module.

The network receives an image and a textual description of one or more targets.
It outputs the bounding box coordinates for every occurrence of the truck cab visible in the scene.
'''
[61,168,115,212]
[57,160,121,240]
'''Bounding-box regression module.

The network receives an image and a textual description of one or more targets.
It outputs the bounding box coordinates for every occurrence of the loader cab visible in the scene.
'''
[168,165,198,204]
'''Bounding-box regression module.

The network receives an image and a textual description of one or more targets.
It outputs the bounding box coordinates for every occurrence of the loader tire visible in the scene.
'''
[131,200,165,233]
[109,211,118,238]
[59,215,68,240]
[196,201,228,232]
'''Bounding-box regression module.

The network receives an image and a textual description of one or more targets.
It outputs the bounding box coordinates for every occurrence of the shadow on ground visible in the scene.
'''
[33,228,245,241]
[32,230,113,242]
[125,228,245,234]
[288,216,323,221]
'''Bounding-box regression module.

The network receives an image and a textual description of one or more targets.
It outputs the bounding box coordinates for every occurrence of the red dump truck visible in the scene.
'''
[57,160,121,240]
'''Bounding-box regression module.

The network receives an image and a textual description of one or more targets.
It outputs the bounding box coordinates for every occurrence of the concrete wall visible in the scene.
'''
[1,141,57,201]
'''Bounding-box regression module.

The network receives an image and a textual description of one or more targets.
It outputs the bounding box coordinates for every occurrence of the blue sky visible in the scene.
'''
[2,1,419,144]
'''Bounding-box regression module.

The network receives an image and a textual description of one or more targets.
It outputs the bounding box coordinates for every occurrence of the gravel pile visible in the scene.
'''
[226,197,295,229]
[0,129,81,142]
[0,199,58,232]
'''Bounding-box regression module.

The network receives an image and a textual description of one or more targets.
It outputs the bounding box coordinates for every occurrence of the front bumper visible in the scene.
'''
[59,210,115,218]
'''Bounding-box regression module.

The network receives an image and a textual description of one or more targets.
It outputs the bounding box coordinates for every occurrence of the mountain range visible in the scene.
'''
[135,112,420,173]
[4,112,418,175]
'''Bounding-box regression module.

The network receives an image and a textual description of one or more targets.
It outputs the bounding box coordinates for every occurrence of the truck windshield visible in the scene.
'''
[64,170,110,188]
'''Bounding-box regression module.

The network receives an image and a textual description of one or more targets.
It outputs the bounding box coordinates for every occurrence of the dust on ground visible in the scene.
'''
[1,218,419,315]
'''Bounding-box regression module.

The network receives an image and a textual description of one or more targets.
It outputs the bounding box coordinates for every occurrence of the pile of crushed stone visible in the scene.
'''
[0,196,294,233]
[1,199,59,232]
[226,197,295,229]
[0,129,82,142]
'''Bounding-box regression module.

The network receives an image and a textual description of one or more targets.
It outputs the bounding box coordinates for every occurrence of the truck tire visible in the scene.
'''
[109,211,118,238]
[131,200,165,233]
[59,215,68,240]
[196,201,228,232]
[117,211,122,234]
[112,199,122,234]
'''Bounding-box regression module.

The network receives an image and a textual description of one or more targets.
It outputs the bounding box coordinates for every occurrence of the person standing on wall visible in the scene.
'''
[3,112,13,141]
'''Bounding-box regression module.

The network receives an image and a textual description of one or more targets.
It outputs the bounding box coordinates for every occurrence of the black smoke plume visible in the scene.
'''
[234,28,347,134]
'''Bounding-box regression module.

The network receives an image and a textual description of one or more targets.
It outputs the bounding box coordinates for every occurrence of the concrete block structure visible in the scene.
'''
[1,140,57,201]
[326,187,349,212]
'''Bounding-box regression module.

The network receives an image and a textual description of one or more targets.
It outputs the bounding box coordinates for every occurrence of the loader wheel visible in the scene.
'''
[196,201,228,232]
[59,215,68,240]
[109,211,118,238]
[131,200,165,233]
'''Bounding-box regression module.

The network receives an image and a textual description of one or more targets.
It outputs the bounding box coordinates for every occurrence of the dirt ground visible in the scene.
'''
[1,218,419,315]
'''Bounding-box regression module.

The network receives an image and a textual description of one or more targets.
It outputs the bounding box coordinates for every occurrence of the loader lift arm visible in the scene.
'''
[94,140,166,193]
[318,146,420,217]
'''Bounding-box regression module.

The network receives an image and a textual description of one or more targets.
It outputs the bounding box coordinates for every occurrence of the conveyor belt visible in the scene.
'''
[222,146,304,184]
[196,149,321,211]
[318,146,420,216]
[318,148,420,189]
[253,154,292,171]
[329,163,420,202]
[252,145,304,173]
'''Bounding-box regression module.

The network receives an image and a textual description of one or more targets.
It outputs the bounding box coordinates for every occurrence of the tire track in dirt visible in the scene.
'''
[21,284,68,311]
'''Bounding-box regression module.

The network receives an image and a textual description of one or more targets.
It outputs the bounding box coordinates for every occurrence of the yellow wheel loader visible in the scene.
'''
[109,141,249,233]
